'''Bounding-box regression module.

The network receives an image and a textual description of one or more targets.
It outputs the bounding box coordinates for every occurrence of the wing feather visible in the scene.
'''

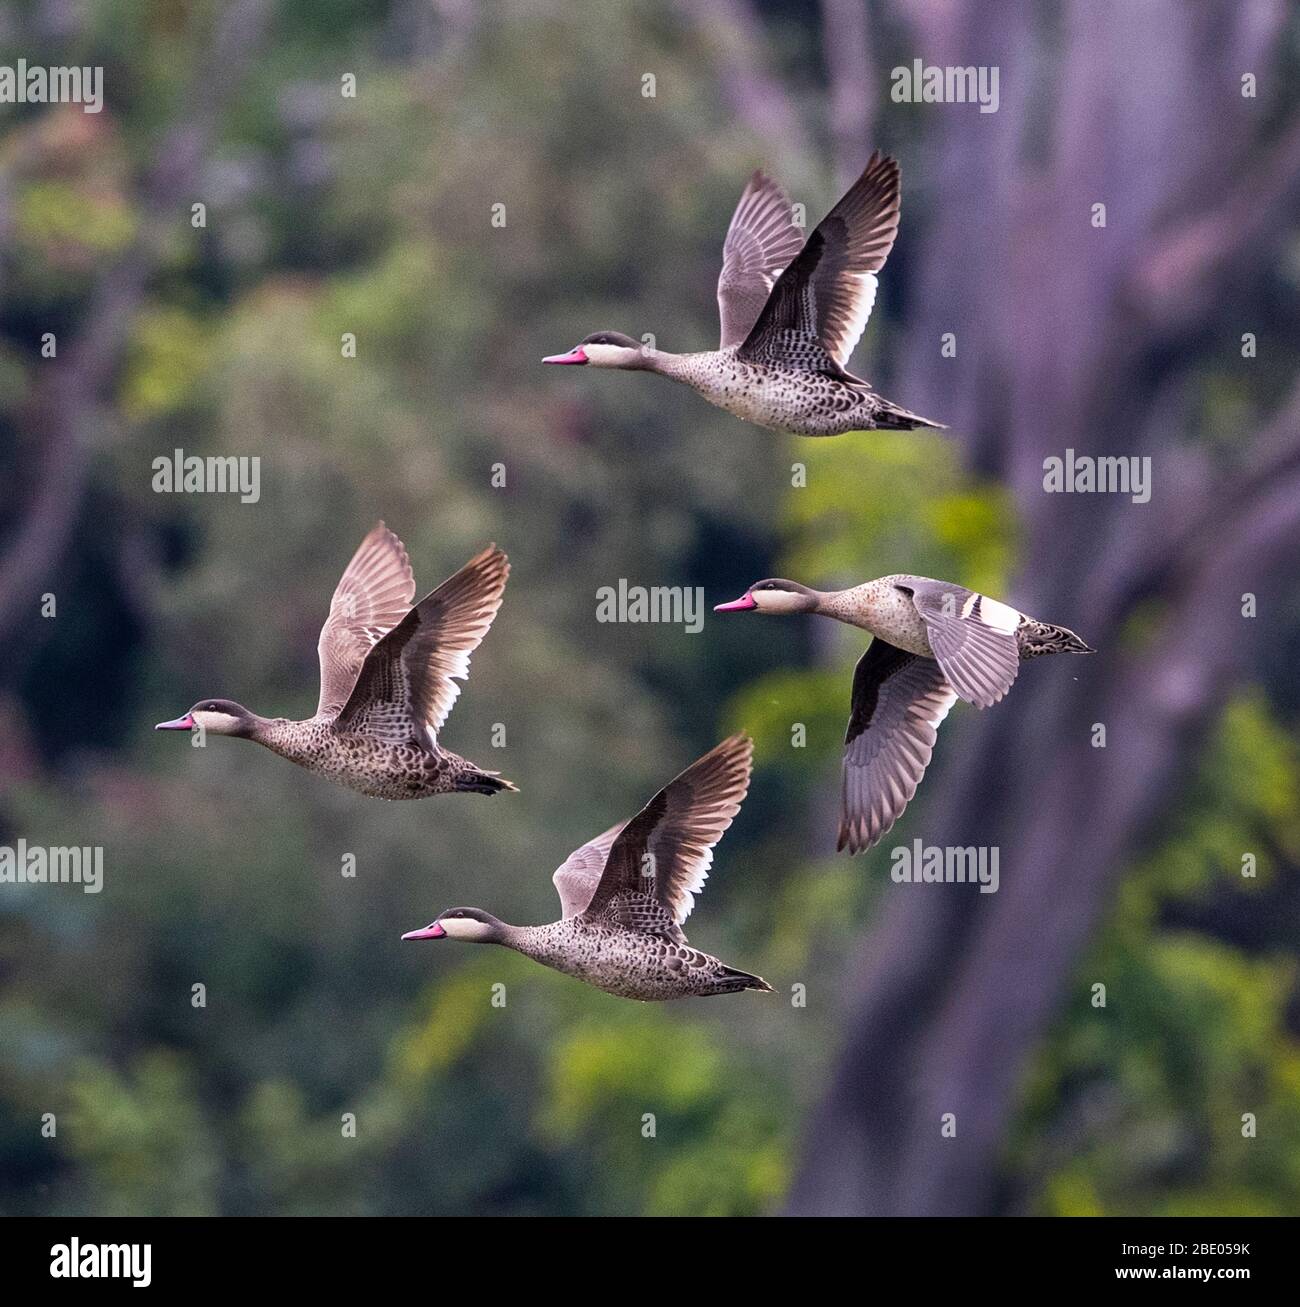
[581,735,753,942]
[737,151,900,375]
[839,641,956,854]
[333,546,509,743]
[316,523,416,718]
[717,170,806,349]
[903,580,1022,709]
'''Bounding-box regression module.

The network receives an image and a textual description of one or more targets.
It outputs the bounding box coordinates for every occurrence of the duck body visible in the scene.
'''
[403,736,772,1002]
[715,576,1093,853]
[505,917,768,1001]
[818,574,1089,661]
[156,525,515,801]
[651,348,939,436]
[254,717,507,799]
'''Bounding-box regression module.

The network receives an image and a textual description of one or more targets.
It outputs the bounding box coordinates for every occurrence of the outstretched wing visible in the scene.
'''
[316,523,416,717]
[902,578,1022,709]
[332,546,509,743]
[581,735,753,943]
[839,641,957,855]
[551,822,627,919]
[737,151,900,377]
[717,170,807,349]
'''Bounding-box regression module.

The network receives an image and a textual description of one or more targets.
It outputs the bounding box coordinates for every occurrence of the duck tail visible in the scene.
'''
[717,966,774,995]
[872,395,947,431]
[1017,619,1095,658]
[453,767,518,796]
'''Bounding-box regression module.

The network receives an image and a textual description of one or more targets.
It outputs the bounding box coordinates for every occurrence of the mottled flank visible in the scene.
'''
[652,347,943,436]
[255,718,511,799]
[507,916,771,1001]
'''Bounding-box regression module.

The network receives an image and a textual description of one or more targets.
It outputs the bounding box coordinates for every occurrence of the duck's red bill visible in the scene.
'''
[155,713,196,730]
[401,923,447,941]
[542,347,588,365]
[714,595,756,612]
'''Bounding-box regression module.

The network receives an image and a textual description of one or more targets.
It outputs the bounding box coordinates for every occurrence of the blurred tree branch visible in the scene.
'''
[819,0,876,189]
[671,0,813,165]
[0,0,272,655]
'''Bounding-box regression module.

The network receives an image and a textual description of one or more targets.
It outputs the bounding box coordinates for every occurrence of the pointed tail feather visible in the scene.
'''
[872,396,947,431]
[717,965,773,994]
[1018,619,1095,658]
[454,768,518,795]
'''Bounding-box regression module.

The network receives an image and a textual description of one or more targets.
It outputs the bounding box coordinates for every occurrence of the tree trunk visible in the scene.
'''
[788,0,1300,1215]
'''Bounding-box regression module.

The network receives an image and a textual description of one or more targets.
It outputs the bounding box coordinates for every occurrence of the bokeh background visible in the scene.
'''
[2,0,1299,1216]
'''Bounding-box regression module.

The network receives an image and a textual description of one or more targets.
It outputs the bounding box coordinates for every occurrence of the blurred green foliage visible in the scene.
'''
[1017,698,1300,1215]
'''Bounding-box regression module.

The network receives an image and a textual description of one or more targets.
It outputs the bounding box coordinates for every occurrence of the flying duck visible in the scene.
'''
[156,523,515,800]
[543,151,943,436]
[401,735,772,1000]
[714,576,1093,853]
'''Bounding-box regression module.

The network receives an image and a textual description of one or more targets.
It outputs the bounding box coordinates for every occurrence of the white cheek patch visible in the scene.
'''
[974,594,1021,633]
[439,917,478,939]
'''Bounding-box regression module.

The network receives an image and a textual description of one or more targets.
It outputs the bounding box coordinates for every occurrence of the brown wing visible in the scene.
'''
[316,523,416,718]
[551,822,627,919]
[839,641,957,855]
[332,545,509,744]
[717,170,807,349]
[737,150,900,377]
[903,578,1023,709]
[581,735,753,943]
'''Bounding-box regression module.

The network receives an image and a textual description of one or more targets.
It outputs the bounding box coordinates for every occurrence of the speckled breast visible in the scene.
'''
[829,577,934,654]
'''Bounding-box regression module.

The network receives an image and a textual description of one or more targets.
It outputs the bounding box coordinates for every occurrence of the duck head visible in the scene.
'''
[543,331,646,369]
[155,698,258,738]
[715,579,820,616]
[402,906,505,944]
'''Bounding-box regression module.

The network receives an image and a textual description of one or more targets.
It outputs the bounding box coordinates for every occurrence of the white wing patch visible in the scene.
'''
[975,593,1022,633]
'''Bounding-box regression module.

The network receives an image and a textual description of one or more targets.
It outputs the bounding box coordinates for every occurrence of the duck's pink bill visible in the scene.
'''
[155,713,196,730]
[714,595,756,612]
[542,347,588,365]
[402,923,447,941]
